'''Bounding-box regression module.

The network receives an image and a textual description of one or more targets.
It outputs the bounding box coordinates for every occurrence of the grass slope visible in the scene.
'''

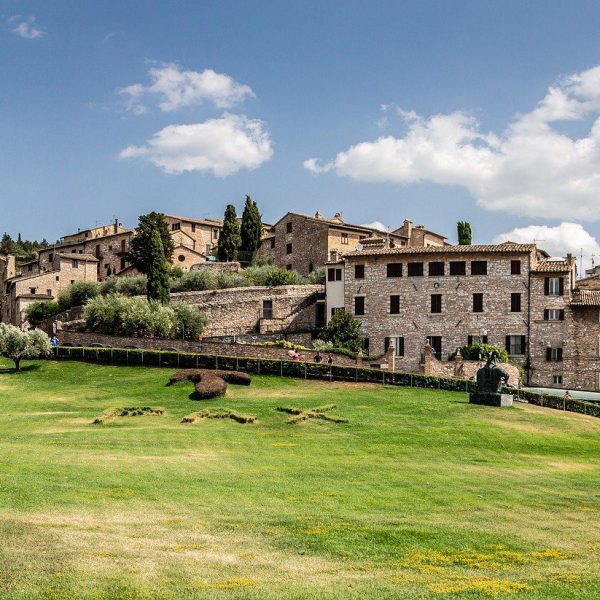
[0,359,599,599]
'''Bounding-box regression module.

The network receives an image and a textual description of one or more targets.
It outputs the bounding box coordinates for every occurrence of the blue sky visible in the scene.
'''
[2,1,600,268]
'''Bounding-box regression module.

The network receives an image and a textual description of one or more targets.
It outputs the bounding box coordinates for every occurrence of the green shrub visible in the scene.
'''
[216,272,251,289]
[306,266,325,284]
[170,270,218,293]
[264,268,305,286]
[451,343,509,363]
[172,302,208,340]
[319,311,362,353]
[57,281,99,311]
[25,301,61,328]
[99,275,148,297]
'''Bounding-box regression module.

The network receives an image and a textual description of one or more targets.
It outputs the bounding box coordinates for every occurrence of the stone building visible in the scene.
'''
[2,253,98,327]
[257,212,446,276]
[326,239,600,391]
[37,220,135,281]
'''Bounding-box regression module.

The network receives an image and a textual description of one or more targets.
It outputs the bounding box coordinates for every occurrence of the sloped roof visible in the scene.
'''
[532,259,574,273]
[345,243,537,258]
[57,253,99,262]
[571,290,600,306]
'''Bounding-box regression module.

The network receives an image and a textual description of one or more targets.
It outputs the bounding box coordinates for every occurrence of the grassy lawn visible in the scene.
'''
[0,358,599,599]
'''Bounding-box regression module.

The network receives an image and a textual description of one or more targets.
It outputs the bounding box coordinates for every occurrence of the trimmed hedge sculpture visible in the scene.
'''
[168,368,251,399]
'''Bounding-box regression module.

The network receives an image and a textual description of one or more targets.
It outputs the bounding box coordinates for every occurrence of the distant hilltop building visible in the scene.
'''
[257,212,446,276]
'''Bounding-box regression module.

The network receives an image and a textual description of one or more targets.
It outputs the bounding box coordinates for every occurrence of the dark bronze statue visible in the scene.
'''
[476,351,509,394]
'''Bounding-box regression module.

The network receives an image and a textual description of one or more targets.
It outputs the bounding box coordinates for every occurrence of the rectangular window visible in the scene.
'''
[511,260,521,275]
[354,264,365,279]
[408,262,424,277]
[427,336,442,359]
[212,228,219,240]
[341,233,349,245]
[171,222,181,231]
[120,257,126,269]
[428,261,445,276]
[354,296,365,316]
[95,245,101,258]
[331,307,344,317]
[286,222,292,233]
[327,268,342,281]
[471,260,488,275]
[385,336,404,357]
[29,287,36,294]
[545,277,564,296]
[286,264,292,271]
[553,375,563,385]
[544,309,565,321]
[468,335,488,346]
[191,223,196,232]
[449,261,466,275]
[506,335,526,355]
[55,276,59,281]
[286,243,292,254]
[473,293,483,313]
[270,238,275,248]
[511,293,522,312]
[387,263,402,278]
[262,300,273,320]
[27,264,32,271]
[72,259,79,268]
[390,295,400,314]
[48,253,54,262]
[546,347,564,362]
[362,337,370,354]
[431,294,442,313]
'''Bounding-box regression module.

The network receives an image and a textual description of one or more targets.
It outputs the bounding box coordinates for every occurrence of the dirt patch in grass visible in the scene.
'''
[92,406,164,424]
[182,408,256,424]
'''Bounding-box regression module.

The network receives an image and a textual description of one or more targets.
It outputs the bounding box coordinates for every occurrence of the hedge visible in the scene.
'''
[50,346,599,419]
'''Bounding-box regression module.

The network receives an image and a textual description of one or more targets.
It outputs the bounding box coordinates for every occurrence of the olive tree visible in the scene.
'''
[0,324,50,371]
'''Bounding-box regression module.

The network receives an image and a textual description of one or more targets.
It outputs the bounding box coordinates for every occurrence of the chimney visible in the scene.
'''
[315,211,322,219]
[332,212,343,223]
[403,219,413,239]
[114,218,119,233]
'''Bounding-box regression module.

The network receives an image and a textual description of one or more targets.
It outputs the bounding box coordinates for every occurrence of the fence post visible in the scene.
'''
[304,364,307,380]
[196,355,199,368]
[280,361,283,376]
[158,352,161,367]
[126,350,129,365]
[258,359,261,374]
[236,357,239,371]
[329,366,332,382]
[563,398,566,411]
[177,353,180,368]
[216,356,219,369]
[410,374,413,387]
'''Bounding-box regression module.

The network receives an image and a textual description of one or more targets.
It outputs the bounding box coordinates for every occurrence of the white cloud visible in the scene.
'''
[119,63,254,113]
[493,222,600,273]
[119,113,273,176]
[305,65,600,221]
[11,16,45,39]
[361,221,389,232]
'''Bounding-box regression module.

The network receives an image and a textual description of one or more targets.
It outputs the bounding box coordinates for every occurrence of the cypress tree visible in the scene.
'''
[240,195,263,260]
[457,221,473,245]
[217,204,241,262]
[146,229,171,304]
[128,212,174,274]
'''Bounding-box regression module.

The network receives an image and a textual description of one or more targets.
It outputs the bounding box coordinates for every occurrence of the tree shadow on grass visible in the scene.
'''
[0,364,42,375]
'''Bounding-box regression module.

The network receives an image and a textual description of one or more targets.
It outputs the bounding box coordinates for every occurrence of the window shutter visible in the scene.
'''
[544,309,549,320]
[544,278,550,295]
[505,336,511,353]
[468,335,473,346]
[546,347,552,362]
[559,278,564,296]
[520,336,526,355]
[557,348,563,362]
[384,337,390,353]
[559,309,565,321]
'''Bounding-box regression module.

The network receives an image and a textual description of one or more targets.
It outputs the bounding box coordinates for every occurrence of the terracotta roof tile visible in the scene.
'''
[344,243,536,258]
[571,290,600,306]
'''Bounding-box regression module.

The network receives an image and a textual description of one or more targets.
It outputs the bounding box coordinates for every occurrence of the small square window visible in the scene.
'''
[553,375,563,385]
[428,262,444,276]
[341,233,349,245]
[449,261,466,276]
[387,263,402,278]
[471,260,487,275]
[408,262,424,277]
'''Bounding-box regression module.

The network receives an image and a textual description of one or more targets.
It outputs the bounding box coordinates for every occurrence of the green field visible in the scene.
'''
[1,358,599,599]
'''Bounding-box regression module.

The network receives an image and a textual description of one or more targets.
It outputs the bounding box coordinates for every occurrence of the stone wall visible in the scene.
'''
[422,345,521,386]
[171,284,324,336]
[190,261,241,274]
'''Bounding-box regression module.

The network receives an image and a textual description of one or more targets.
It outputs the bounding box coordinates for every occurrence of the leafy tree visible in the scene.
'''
[128,212,174,274]
[240,195,263,260]
[25,301,61,328]
[0,324,50,371]
[57,281,99,311]
[457,221,472,245]
[319,311,362,353]
[146,229,171,304]
[217,204,241,262]
[1,233,14,255]
[172,302,208,339]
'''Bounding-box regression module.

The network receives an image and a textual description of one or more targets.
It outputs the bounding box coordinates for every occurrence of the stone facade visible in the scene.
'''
[171,284,325,337]
[163,215,222,258]
[326,240,600,390]
[2,253,98,327]
[256,211,440,277]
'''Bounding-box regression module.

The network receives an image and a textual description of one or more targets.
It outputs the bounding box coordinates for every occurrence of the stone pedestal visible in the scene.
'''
[469,393,513,407]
